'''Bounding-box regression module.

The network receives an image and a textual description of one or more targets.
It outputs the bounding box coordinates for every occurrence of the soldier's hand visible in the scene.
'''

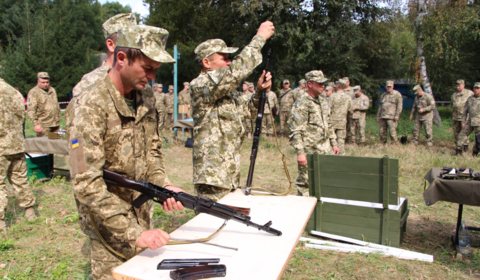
[34,125,43,133]
[394,116,399,121]
[419,109,424,113]
[354,106,357,109]
[297,154,307,166]
[163,186,186,211]
[257,21,275,40]
[257,71,272,91]
[463,123,466,129]
[410,115,413,121]
[333,146,340,155]
[136,229,170,250]
[376,117,380,123]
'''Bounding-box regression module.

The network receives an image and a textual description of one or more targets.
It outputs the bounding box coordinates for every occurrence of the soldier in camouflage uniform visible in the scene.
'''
[262,89,279,136]
[410,85,434,146]
[66,13,137,138]
[451,79,474,151]
[191,21,275,201]
[456,82,480,155]
[165,85,175,129]
[154,83,166,132]
[27,72,61,137]
[279,79,295,136]
[324,85,334,98]
[343,77,355,98]
[349,85,370,145]
[294,79,307,100]
[329,79,353,155]
[178,82,191,119]
[377,80,403,144]
[0,78,36,231]
[68,26,184,280]
[288,70,340,196]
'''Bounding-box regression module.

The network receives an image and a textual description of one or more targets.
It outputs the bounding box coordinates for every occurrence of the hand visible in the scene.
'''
[276,112,279,115]
[256,21,275,40]
[188,105,191,109]
[419,109,424,113]
[257,71,272,92]
[297,154,307,166]
[376,117,380,123]
[394,116,399,121]
[462,123,466,129]
[34,125,42,133]
[333,146,340,155]
[163,186,185,212]
[354,106,357,109]
[136,229,170,250]
[410,115,413,121]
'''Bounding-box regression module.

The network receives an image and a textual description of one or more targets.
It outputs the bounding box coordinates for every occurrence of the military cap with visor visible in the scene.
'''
[194,39,238,61]
[474,82,480,88]
[456,79,465,85]
[353,85,361,94]
[283,79,290,85]
[168,85,174,90]
[37,72,50,79]
[183,82,190,86]
[305,70,328,84]
[116,25,175,63]
[386,80,394,87]
[413,84,422,94]
[325,86,333,91]
[102,13,137,40]
[299,79,307,85]
[336,79,348,87]
[343,77,350,82]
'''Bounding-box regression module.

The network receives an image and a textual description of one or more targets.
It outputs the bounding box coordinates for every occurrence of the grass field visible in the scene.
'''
[1,107,480,279]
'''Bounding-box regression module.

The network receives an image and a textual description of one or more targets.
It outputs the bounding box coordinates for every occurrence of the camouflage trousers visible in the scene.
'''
[0,153,36,220]
[195,184,234,202]
[295,164,310,197]
[157,112,165,132]
[165,113,174,129]
[334,129,346,155]
[346,118,352,143]
[379,119,398,144]
[456,125,480,150]
[280,111,290,135]
[412,119,433,144]
[262,114,274,136]
[453,120,469,146]
[243,118,253,135]
[36,125,59,137]
[349,118,366,144]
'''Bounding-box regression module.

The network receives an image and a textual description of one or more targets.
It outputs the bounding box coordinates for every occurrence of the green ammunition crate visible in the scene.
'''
[306,154,409,248]
[26,154,52,180]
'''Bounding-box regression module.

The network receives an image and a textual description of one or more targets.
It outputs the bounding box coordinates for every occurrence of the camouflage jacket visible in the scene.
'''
[288,93,337,156]
[190,35,266,189]
[294,88,306,100]
[178,89,191,105]
[239,92,252,119]
[462,95,480,126]
[154,92,166,113]
[350,93,370,120]
[69,74,171,255]
[377,90,403,119]
[66,61,111,137]
[279,88,295,111]
[265,90,279,114]
[344,87,355,99]
[329,90,353,129]
[411,93,434,121]
[0,78,25,156]
[452,89,474,121]
[27,85,60,127]
[165,93,174,113]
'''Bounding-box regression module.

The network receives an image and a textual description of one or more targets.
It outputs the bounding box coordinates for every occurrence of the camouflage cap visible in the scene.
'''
[283,79,290,85]
[305,70,328,84]
[117,25,175,64]
[386,80,394,87]
[413,84,422,94]
[327,82,336,88]
[157,83,163,88]
[183,82,190,86]
[343,77,349,82]
[336,79,347,87]
[248,82,255,88]
[474,82,480,88]
[168,85,174,90]
[194,39,238,61]
[153,83,159,88]
[37,72,50,79]
[299,79,306,84]
[325,86,333,91]
[102,13,137,40]
[456,79,465,85]
[353,85,361,94]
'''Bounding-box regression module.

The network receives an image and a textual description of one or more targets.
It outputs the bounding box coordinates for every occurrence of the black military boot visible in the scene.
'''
[464,145,469,152]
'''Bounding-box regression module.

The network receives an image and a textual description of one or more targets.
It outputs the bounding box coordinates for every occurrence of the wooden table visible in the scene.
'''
[112,190,317,279]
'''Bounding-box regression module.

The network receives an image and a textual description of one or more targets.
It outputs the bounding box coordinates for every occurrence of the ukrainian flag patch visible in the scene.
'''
[72,139,79,149]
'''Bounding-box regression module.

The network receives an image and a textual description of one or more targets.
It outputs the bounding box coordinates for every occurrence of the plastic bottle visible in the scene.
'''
[458,220,471,255]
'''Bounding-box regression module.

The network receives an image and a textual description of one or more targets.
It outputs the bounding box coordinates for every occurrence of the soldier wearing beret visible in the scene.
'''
[349,85,370,145]
[178,82,192,119]
[410,85,434,146]
[68,25,184,279]
[66,13,137,138]
[27,72,60,137]
[279,79,295,136]
[153,83,167,132]
[451,79,474,151]
[0,78,36,231]
[456,82,480,155]
[190,21,275,201]
[329,78,353,155]
[288,70,339,196]
[377,80,403,145]
[165,85,175,129]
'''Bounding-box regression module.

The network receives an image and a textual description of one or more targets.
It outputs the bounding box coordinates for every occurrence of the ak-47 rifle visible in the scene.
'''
[102,169,282,236]
[245,49,271,195]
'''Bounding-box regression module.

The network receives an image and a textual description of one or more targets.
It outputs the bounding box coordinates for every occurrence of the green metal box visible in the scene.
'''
[306,154,409,248]
[26,154,52,180]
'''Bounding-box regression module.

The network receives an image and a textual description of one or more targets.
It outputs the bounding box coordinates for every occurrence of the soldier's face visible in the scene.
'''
[38,78,50,90]
[243,84,249,91]
[283,83,290,90]
[169,89,173,94]
[309,81,325,97]
[300,83,305,89]
[456,84,464,92]
[417,90,424,97]
[204,53,231,70]
[386,86,393,92]
[122,55,161,91]
[325,89,333,97]
[249,86,254,92]
[184,85,190,90]
[475,87,480,96]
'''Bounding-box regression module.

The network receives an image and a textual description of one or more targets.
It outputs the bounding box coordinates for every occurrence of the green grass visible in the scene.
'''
[1,108,480,279]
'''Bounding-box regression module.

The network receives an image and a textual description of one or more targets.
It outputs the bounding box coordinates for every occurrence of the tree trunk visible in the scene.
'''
[416,0,442,126]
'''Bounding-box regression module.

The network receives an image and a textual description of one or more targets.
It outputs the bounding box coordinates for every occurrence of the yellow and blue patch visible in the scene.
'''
[71,139,79,149]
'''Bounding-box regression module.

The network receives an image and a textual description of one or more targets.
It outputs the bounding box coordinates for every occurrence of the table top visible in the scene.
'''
[25,137,69,155]
[112,190,317,280]
[423,168,480,206]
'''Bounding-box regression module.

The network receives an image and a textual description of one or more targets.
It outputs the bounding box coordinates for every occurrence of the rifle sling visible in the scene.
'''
[279,89,293,99]
[88,212,128,261]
